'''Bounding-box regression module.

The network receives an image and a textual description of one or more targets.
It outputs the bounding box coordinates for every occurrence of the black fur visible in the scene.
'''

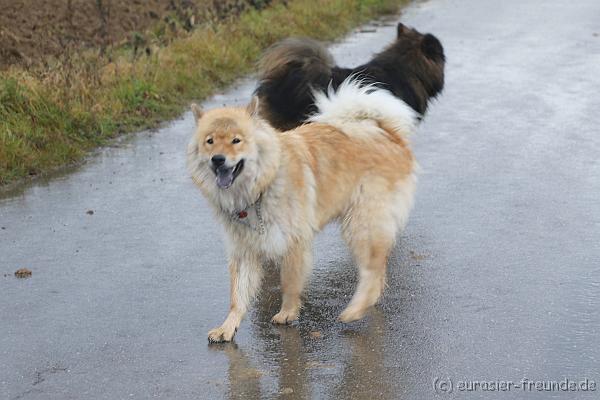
[255,23,445,131]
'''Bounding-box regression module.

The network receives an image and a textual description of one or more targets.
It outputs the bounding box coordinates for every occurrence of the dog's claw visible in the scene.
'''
[271,310,298,325]
[208,326,236,343]
[338,306,368,323]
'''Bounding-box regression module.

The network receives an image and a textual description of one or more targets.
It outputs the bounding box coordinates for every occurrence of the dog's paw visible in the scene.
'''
[271,310,299,325]
[338,306,367,323]
[208,325,237,343]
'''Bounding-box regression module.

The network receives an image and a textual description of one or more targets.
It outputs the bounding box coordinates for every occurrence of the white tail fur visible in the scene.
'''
[308,78,417,137]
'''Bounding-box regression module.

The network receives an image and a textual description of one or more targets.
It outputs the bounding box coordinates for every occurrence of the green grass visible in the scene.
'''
[0,0,403,186]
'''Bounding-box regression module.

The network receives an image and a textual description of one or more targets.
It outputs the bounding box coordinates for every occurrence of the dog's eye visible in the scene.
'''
[206,138,213,145]
[232,138,241,144]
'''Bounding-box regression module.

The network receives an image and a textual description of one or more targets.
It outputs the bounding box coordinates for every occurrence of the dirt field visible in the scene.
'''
[0,0,399,186]
[0,0,275,68]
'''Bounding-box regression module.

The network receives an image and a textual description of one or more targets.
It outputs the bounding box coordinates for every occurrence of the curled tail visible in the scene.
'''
[309,78,418,138]
[255,38,338,131]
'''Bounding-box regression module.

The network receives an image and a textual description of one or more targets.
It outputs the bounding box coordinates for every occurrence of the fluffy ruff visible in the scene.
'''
[188,79,418,342]
[255,22,445,131]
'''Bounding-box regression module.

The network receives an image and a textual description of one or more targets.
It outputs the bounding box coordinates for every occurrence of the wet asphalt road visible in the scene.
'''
[2,0,600,399]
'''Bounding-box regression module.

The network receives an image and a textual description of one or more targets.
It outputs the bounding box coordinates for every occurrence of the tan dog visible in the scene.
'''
[187,80,417,342]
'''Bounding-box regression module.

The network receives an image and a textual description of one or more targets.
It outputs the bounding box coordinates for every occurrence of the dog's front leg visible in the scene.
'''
[272,240,312,325]
[208,255,262,343]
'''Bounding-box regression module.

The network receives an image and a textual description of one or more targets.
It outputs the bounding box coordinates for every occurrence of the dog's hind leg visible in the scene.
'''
[339,178,415,323]
[208,255,263,343]
[339,224,394,323]
[271,240,312,325]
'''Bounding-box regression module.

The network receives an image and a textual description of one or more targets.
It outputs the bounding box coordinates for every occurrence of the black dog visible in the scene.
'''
[255,23,445,131]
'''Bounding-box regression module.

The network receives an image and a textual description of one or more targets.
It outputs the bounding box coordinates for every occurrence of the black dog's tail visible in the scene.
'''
[255,38,346,131]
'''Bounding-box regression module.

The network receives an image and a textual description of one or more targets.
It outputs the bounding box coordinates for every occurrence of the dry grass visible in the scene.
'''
[0,0,403,186]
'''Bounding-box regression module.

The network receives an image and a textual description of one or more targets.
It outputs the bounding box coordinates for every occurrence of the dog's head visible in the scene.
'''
[187,98,280,209]
[395,23,445,64]
[384,23,446,108]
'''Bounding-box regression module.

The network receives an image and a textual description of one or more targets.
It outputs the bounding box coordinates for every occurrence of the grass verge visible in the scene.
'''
[0,0,403,186]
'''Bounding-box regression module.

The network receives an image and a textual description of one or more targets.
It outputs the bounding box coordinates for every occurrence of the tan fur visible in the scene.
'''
[188,101,416,343]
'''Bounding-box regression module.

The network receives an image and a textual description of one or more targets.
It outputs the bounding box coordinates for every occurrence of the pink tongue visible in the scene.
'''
[216,169,234,188]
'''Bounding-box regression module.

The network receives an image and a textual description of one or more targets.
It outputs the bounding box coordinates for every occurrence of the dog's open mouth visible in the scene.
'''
[214,159,245,189]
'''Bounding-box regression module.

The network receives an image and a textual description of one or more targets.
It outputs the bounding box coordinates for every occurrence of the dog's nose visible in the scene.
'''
[211,154,226,167]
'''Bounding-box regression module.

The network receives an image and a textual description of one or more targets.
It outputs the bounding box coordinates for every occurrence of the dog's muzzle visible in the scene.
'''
[212,159,245,189]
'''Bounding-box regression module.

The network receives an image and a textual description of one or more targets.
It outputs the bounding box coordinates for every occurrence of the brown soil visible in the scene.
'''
[0,0,277,68]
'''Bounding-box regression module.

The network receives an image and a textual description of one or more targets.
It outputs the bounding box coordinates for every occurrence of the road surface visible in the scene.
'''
[1,0,600,399]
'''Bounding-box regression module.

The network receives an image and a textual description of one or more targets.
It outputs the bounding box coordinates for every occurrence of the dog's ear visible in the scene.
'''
[246,96,260,118]
[397,22,409,37]
[191,103,203,122]
[421,33,445,62]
